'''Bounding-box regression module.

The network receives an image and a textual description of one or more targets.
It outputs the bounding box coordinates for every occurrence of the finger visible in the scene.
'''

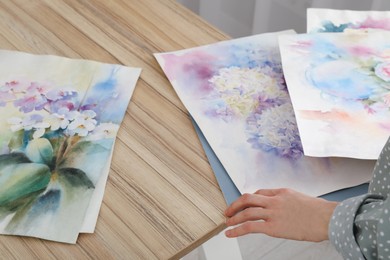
[225,193,270,217]
[254,189,282,196]
[225,221,269,238]
[226,207,269,226]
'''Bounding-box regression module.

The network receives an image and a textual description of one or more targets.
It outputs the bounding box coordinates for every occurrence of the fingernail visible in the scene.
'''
[225,230,231,237]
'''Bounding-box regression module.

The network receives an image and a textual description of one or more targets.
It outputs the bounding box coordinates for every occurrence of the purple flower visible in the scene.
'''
[0,91,16,106]
[46,89,77,113]
[1,80,29,93]
[13,82,49,112]
[48,99,77,114]
[80,103,97,111]
[46,88,77,101]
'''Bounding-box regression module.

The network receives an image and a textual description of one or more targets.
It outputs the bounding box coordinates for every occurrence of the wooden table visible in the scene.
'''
[0,1,228,259]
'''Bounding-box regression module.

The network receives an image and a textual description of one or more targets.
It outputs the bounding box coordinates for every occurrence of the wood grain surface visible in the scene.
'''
[0,0,229,259]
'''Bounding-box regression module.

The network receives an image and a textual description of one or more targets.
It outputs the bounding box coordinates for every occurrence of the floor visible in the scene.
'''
[182,228,343,260]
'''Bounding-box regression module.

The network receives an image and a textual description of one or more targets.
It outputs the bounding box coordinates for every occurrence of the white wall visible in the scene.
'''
[177,0,390,37]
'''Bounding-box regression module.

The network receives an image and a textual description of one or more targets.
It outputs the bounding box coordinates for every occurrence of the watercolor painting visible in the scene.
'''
[307,8,390,33]
[155,31,374,198]
[279,32,390,159]
[0,50,141,243]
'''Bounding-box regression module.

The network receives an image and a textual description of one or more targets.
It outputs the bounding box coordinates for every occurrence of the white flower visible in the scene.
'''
[7,114,50,139]
[246,103,303,159]
[33,127,46,139]
[7,114,49,132]
[43,108,76,131]
[66,110,97,136]
[86,122,119,141]
[44,114,68,131]
[7,117,24,132]
[31,121,50,139]
[208,66,285,116]
[255,103,296,147]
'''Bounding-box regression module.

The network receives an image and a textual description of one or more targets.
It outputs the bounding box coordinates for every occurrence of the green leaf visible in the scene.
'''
[56,167,95,203]
[0,153,31,168]
[57,168,94,189]
[25,138,54,165]
[58,140,112,185]
[5,189,61,233]
[0,189,42,221]
[0,163,51,207]
[7,130,25,152]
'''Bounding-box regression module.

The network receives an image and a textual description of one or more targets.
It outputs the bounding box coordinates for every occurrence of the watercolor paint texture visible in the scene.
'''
[279,31,390,159]
[155,31,374,198]
[307,8,390,33]
[0,50,141,243]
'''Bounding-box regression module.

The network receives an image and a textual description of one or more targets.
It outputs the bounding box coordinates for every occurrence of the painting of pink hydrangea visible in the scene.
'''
[0,50,140,243]
[279,32,390,159]
[155,31,373,197]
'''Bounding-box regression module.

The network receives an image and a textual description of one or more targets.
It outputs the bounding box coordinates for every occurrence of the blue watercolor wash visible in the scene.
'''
[308,37,346,63]
[227,44,253,68]
[83,67,130,123]
[227,46,281,71]
[312,78,371,100]
[29,189,61,216]
[318,21,351,33]
[93,67,118,92]
[307,60,375,100]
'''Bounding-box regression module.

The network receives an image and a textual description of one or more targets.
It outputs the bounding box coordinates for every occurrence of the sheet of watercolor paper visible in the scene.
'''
[155,31,374,197]
[279,32,390,159]
[0,50,141,243]
[307,8,390,33]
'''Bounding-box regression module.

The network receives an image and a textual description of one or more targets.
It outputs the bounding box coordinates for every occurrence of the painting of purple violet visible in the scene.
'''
[0,50,140,243]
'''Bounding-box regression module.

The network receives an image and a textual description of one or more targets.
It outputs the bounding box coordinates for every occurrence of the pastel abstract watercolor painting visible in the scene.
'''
[155,31,374,197]
[307,8,390,33]
[0,50,141,243]
[279,32,390,159]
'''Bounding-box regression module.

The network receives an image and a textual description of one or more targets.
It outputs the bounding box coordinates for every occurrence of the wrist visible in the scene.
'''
[318,199,338,241]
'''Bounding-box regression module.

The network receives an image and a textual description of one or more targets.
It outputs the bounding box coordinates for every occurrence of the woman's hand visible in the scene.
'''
[224,188,338,242]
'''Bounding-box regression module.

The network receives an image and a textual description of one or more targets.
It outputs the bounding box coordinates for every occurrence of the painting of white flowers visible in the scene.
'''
[155,31,374,197]
[279,32,390,159]
[0,50,141,243]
